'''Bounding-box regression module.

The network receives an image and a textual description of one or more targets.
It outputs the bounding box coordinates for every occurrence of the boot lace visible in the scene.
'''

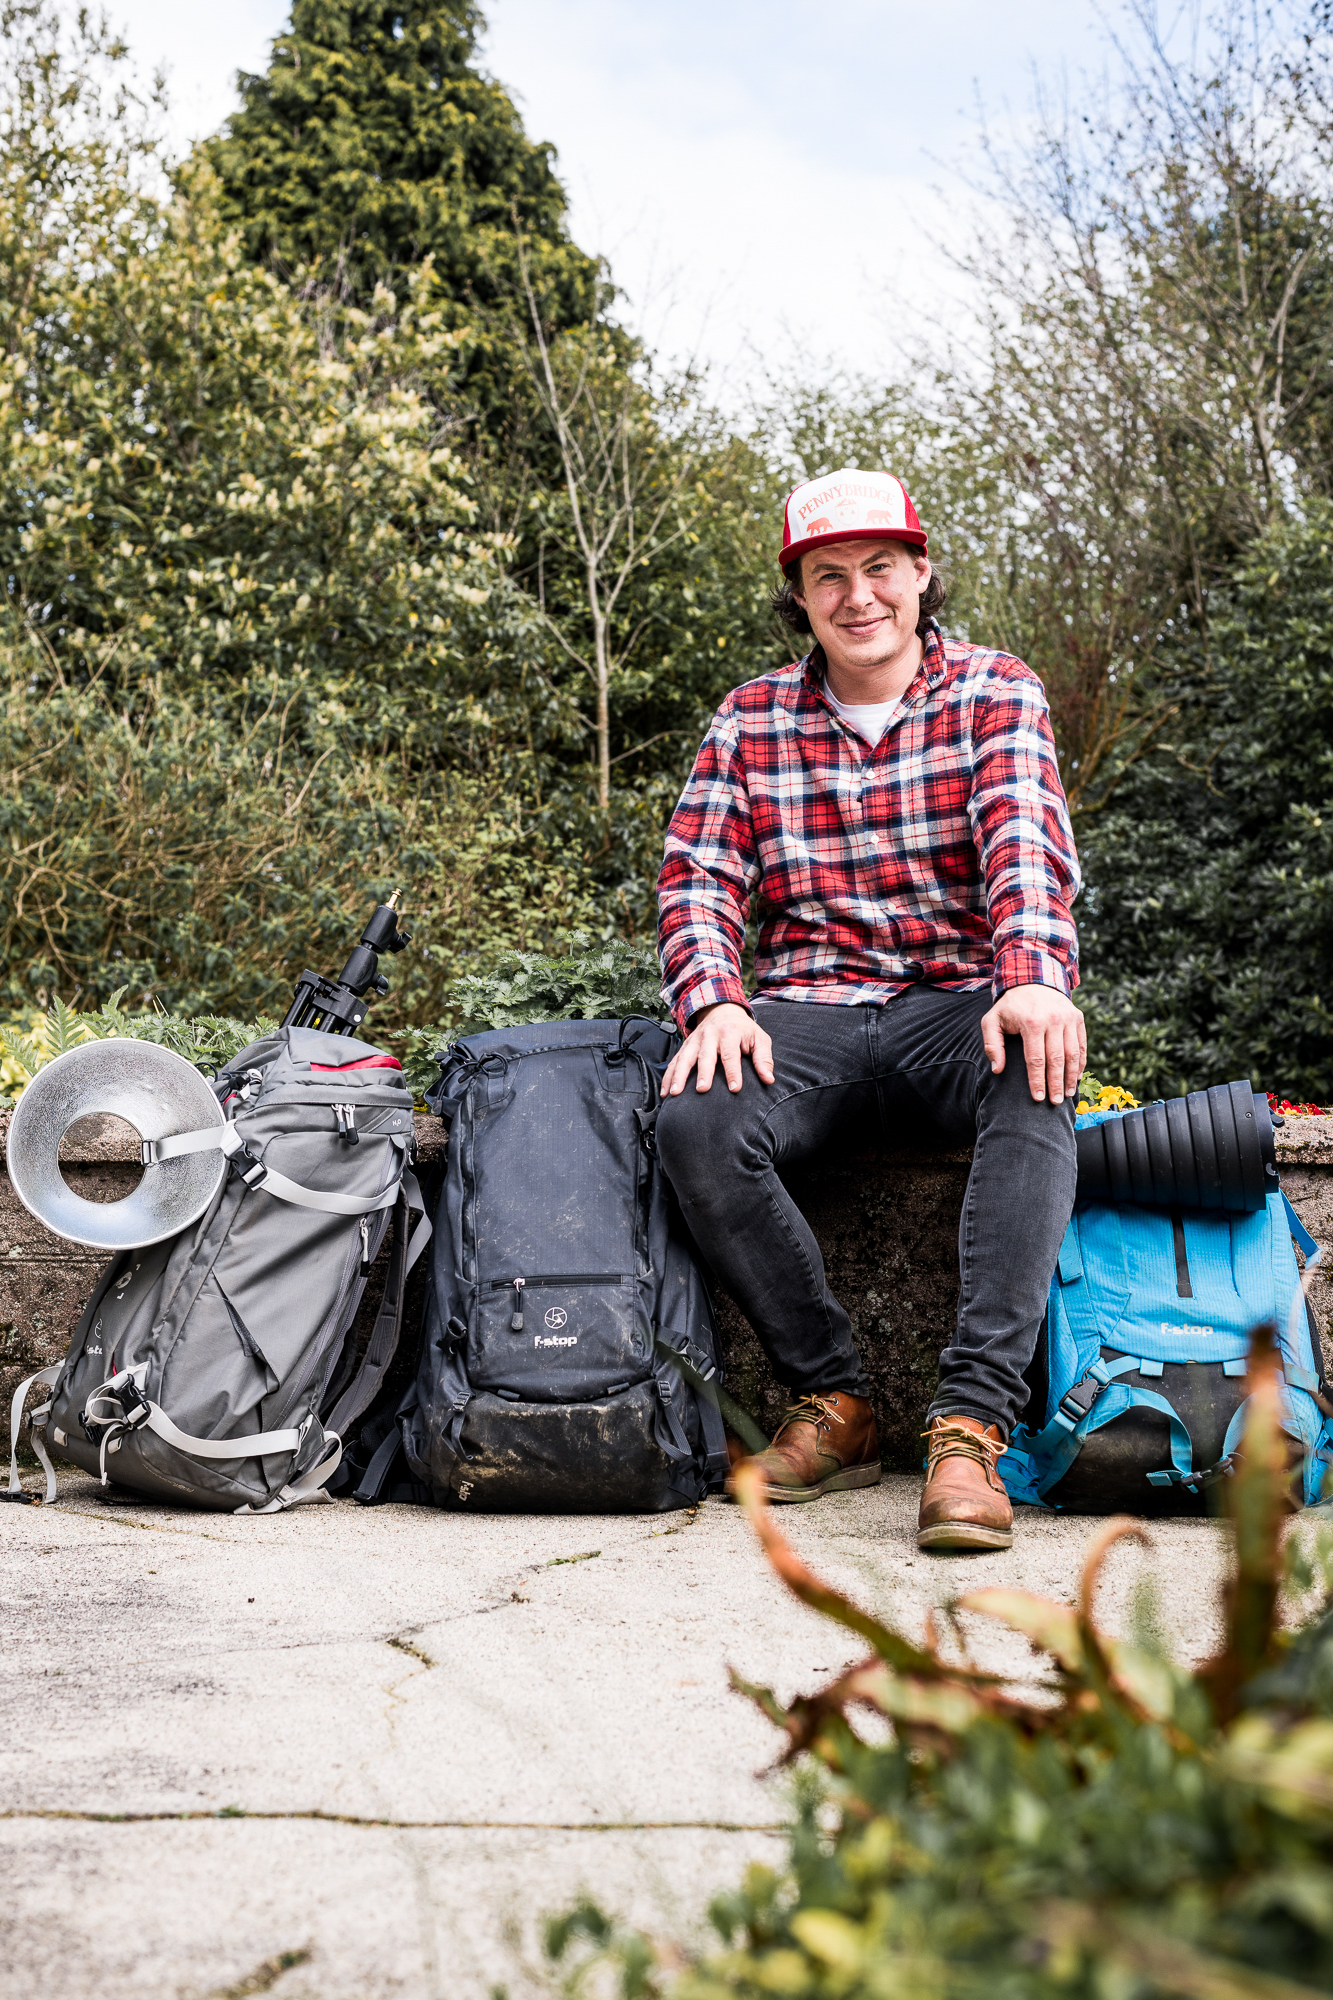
[773,1394,844,1444]
[923,1419,1006,1479]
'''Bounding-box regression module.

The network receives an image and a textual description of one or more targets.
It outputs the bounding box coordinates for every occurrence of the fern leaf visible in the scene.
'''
[0,1028,50,1080]
[48,997,90,1055]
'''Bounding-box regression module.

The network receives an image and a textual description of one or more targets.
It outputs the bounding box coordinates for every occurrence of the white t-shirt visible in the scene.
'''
[822,686,902,743]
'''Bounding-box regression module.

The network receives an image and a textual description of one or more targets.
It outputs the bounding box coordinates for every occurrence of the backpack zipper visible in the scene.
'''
[488,1273,629,1336]
[487,1274,629,1287]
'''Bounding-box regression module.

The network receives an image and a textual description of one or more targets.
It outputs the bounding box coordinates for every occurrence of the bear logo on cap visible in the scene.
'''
[778,469,927,573]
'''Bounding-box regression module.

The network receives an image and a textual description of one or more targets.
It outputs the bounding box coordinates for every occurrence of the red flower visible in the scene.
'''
[1268,1092,1329,1116]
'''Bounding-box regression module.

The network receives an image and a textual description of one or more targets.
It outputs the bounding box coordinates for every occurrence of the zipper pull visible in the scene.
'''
[510,1278,525,1332]
[336,1104,360,1146]
[359,1217,372,1278]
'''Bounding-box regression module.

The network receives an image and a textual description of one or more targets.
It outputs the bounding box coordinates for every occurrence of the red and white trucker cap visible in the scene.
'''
[778,468,927,573]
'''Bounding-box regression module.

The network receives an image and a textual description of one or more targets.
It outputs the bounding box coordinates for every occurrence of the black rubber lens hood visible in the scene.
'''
[1075,1079,1276,1212]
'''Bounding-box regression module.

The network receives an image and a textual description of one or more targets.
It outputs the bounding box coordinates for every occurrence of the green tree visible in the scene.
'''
[1076,502,1333,1102]
[203,0,598,328]
[456,253,784,936]
[942,3,1333,813]
[0,0,605,1016]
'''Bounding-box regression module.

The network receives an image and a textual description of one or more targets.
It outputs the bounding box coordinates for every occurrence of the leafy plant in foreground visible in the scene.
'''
[547,1322,1333,1998]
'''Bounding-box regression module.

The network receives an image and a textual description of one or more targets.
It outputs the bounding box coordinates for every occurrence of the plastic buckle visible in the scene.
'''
[111,1377,151,1428]
[84,1377,150,1440]
[677,1339,716,1383]
[1057,1372,1104,1427]
[658,1337,717,1384]
[141,1139,162,1165]
[232,1144,269,1190]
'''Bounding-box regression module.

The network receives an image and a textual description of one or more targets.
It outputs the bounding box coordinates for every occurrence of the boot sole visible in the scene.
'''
[916,1520,1013,1552]
[761,1463,883,1504]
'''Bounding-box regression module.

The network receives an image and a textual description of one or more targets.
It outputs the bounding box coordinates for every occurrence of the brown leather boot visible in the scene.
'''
[917,1415,1013,1551]
[737,1392,881,1504]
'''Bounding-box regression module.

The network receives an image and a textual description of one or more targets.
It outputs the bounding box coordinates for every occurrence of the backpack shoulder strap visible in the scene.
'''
[1283,1190,1320,1264]
[1052,1209,1129,1353]
[323,1172,432,1439]
[352,1422,408,1504]
[1277,1191,1324,1392]
[7,1363,63,1504]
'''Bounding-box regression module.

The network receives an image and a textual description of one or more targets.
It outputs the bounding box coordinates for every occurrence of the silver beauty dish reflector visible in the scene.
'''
[6,1039,227,1250]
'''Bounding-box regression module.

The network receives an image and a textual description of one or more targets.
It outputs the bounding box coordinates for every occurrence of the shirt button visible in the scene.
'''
[869,833,880,844]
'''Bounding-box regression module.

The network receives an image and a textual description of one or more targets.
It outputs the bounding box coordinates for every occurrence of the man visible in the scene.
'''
[655,469,1083,1553]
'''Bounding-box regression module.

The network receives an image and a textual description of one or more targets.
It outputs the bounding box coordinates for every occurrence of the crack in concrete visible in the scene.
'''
[384,1635,436,1669]
[651,1504,701,1537]
[0,1808,785,1832]
[0,1608,536,1677]
[39,1504,287,1547]
[209,1946,312,1999]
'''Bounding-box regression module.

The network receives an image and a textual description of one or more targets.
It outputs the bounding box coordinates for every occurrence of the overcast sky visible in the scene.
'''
[109,0,1115,383]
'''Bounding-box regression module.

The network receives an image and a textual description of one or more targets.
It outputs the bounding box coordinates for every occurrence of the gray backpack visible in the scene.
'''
[7,1025,429,1513]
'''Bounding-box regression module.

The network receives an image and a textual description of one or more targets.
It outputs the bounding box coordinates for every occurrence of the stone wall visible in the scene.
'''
[711,1140,974,1469]
[717,1124,1333,1470]
[2,1109,1330,1476]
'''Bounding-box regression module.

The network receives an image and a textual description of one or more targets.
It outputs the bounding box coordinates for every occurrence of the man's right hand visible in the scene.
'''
[662,1002,776,1096]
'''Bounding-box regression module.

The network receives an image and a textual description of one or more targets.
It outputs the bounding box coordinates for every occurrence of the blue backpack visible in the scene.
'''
[1003,1112,1330,1513]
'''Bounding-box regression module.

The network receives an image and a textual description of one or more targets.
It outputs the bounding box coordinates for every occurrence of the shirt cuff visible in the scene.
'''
[991,946,1076,998]
[674,973,752,1035]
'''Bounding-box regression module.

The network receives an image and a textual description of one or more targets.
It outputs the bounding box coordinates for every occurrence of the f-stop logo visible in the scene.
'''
[535,1304,577,1349]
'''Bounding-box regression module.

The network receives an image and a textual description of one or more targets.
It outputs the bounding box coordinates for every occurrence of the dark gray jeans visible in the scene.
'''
[655,989,1077,1438]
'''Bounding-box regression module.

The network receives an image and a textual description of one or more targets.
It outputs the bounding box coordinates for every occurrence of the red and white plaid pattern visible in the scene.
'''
[657,629,1080,1032]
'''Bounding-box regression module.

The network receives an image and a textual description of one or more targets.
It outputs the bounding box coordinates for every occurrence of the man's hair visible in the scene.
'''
[771,543,947,640]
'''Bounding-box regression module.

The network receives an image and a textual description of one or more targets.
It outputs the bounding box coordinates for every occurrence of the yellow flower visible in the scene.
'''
[1075,1081,1139,1115]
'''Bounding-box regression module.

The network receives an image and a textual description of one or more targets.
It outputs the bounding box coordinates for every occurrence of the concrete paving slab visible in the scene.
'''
[0,1470,1247,1999]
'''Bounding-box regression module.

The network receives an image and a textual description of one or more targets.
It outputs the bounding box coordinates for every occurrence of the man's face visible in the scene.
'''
[791,538,931,674]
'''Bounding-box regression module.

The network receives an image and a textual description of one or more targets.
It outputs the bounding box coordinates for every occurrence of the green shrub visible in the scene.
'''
[546,1327,1333,1999]
[392,936,669,1100]
[0,992,278,1107]
[1076,504,1333,1104]
[0,938,670,1108]
[446,935,667,1035]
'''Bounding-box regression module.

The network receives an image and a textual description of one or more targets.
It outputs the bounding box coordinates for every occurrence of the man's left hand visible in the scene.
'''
[981,985,1086,1105]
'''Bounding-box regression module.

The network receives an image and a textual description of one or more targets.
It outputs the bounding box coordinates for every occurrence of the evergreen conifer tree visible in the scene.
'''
[203,0,597,322]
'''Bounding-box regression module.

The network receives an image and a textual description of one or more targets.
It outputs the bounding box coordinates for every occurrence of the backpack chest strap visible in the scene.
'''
[144,1122,401,1216]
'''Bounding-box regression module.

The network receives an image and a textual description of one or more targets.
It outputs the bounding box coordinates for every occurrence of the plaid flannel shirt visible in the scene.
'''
[657,625,1080,1032]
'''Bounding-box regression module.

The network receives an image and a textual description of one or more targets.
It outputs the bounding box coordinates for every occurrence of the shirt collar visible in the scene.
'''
[801,621,945,703]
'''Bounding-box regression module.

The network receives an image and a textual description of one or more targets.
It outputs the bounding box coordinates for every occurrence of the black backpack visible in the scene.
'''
[352,1018,729,1512]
